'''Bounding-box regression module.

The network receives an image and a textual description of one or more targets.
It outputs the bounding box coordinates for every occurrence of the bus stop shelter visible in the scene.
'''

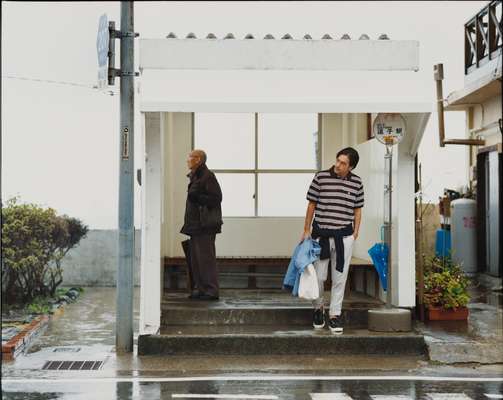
[137,34,431,335]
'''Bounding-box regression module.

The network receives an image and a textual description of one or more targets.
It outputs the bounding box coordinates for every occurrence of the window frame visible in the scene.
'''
[193,112,322,217]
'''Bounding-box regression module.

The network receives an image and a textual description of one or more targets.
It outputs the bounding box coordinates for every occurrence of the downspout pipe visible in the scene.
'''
[434,64,446,147]
[433,63,485,147]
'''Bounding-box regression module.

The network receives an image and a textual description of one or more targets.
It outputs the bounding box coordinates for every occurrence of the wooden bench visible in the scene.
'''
[164,256,380,298]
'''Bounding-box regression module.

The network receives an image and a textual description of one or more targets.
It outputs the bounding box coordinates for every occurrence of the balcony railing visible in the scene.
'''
[465,0,502,74]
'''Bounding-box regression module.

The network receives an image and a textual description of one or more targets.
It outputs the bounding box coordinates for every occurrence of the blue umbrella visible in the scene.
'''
[368,227,388,291]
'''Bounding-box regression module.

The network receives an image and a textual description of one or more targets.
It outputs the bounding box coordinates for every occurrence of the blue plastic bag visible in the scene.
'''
[368,227,388,291]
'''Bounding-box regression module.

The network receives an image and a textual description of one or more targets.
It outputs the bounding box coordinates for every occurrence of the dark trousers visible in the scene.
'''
[189,234,219,296]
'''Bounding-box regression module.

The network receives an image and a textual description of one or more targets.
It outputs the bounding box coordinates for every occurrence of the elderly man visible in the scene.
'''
[302,147,364,334]
[180,149,223,300]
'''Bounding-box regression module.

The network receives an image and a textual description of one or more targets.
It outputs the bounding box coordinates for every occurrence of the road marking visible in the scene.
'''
[371,396,413,400]
[172,395,278,399]
[427,395,473,400]
[485,396,503,399]
[2,375,503,384]
[310,394,354,399]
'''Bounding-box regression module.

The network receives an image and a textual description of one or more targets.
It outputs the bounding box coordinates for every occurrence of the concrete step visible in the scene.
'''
[161,306,371,327]
[161,290,383,327]
[138,325,426,356]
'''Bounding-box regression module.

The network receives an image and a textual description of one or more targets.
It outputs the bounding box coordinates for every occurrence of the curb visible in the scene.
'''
[2,315,49,361]
[138,333,428,356]
[1,287,81,361]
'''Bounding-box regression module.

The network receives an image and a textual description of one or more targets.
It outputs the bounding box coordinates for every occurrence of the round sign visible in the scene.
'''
[372,113,406,145]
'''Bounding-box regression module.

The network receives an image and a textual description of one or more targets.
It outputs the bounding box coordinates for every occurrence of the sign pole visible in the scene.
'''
[368,113,411,332]
[116,1,135,353]
[384,145,393,309]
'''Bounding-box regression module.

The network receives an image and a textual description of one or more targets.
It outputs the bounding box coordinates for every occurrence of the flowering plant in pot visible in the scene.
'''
[422,255,470,320]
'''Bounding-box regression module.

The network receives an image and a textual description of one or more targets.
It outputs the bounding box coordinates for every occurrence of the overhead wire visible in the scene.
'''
[1,74,118,96]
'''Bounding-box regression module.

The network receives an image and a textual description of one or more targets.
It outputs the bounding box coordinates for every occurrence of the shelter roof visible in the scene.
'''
[163,32,391,40]
[139,36,419,72]
[138,34,429,155]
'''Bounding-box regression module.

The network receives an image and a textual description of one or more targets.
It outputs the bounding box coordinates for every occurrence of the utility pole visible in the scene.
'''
[97,2,137,352]
[116,1,136,353]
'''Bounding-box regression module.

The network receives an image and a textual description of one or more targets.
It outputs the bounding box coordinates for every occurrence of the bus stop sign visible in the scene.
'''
[96,14,109,89]
[373,113,406,146]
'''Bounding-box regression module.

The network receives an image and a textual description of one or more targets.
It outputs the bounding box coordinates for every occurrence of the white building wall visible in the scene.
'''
[470,95,502,147]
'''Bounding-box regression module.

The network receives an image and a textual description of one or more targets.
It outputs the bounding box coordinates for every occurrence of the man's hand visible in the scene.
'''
[301,229,311,242]
[353,208,362,242]
[302,201,316,242]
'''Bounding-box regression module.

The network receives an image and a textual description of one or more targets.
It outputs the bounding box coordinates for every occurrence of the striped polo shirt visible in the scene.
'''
[306,167,364,230]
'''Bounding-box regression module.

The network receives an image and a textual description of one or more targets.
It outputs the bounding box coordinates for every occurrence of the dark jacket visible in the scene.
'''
[180,163,223,236]
[311,220,353,273]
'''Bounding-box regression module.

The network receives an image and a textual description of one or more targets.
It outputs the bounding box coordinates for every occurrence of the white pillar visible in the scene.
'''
[394,126,416,307]
[139,112,162,334]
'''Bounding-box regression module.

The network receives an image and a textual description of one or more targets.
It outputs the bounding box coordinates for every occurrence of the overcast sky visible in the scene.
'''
[1,1,484,229]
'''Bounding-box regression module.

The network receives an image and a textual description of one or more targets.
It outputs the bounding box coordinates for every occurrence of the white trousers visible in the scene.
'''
[312,235,355,317]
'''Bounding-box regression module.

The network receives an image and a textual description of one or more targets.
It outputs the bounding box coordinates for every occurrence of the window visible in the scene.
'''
[194,113,320,217]
[258,173,315,216]
[258,114,318,170]
[194,113,254,169]
[216,173,255,217]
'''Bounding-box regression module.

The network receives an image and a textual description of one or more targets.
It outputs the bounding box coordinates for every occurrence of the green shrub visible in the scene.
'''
[55,288,68,297]
[423,255,470,309]
[1,197,88,305]
[26,297,52,315]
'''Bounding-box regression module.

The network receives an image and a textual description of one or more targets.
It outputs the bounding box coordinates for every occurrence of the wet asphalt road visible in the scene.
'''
[2,287,502,399]
[2,377,503,399]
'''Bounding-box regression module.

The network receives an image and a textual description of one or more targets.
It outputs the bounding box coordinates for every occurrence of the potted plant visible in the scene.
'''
[422,255,470,320]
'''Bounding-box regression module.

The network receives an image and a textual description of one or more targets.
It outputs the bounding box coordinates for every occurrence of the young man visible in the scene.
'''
[302,147,364,334]
[180,149,223,300]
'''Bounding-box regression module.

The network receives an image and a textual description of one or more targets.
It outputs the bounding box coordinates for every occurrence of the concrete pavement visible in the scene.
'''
[2,281,502,381]
[417,273,503,365]
[2,283,503,399]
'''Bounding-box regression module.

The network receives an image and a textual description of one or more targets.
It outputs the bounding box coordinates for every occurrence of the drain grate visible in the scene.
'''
[42,360,103,370]
[53,347,81,353]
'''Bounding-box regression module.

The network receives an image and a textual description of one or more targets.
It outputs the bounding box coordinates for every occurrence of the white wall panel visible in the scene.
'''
[140,39,419,71]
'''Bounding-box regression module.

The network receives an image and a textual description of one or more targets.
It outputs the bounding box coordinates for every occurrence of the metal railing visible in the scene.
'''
[465,0,502,74]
